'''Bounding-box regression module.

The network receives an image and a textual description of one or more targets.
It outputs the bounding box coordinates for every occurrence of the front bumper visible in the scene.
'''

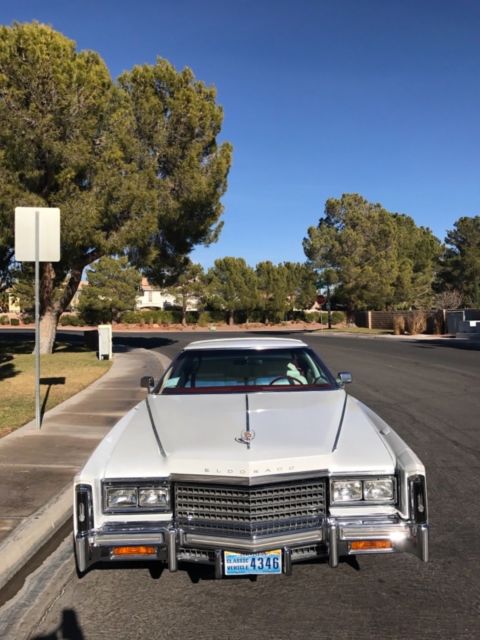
[75,517,429,576]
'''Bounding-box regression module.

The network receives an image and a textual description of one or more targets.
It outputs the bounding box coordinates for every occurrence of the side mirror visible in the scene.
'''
[141,376,155,393]
[337,372,352,386]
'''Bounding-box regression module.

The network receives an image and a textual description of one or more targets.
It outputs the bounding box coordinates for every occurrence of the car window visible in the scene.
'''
[160,348,335,394]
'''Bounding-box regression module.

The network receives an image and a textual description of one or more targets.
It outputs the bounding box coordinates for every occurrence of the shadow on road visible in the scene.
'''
[113,335,177,351]
[32,609,84,639]
[412,338,480,351]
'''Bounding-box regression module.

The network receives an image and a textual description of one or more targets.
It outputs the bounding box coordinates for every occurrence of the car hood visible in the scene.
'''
[100,390,395,480]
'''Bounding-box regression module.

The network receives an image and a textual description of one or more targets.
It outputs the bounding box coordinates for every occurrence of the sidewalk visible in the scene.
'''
[0,346,168,592]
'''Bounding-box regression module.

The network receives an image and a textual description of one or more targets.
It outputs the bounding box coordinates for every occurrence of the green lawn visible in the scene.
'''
[0,341,111,437]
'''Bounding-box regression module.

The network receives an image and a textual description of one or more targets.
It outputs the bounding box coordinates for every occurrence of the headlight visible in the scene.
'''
[332,480,363,503]
[331,477,396,505]
[106,487,137,509]
[363,478,394,501]
[138,487,170,508]
[103,481,171,512]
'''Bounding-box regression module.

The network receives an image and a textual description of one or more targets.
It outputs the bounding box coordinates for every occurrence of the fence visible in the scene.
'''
[354,309,480,334]
[355,309,480,333]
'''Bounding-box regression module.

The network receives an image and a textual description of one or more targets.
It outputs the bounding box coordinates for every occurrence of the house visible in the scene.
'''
[136,278,177,310]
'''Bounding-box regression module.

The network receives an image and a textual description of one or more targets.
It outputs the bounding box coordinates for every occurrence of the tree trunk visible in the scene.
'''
[36,263,84,354]
[228,309,234,325]
[39,308,61,354]
[181,300,187,326]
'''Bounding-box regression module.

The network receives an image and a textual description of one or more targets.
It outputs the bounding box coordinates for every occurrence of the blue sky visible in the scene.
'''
[1,0,479,268]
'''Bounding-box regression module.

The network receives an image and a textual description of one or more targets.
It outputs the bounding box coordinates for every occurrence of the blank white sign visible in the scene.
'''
[15,207,61,262]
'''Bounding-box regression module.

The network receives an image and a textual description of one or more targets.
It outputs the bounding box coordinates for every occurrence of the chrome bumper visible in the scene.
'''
[75,517,429,575]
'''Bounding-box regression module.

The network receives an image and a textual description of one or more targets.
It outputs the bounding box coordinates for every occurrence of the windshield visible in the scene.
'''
[159,348,336,394]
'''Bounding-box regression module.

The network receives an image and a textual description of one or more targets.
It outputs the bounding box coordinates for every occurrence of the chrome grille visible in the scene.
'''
[174,479,326,537]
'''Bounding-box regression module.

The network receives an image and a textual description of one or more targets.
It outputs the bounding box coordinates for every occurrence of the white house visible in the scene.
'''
[136,277,177,310]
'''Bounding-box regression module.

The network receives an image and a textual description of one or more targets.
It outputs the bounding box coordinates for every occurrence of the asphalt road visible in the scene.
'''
[4,332,480,640]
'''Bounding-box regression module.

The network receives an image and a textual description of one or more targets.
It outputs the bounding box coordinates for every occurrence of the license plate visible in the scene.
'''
[224,549,282,576]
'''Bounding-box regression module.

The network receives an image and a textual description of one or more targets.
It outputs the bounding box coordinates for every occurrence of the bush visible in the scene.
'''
[393,314,406,335]
[59,314,84,326]
[120,310,142,324]
[79,308,110,325]
[331,311,345,325]
[304,311,320,323]
[157,310,173,324]
[198,311,214,327]
[185,310,199,324]
[247,309,264,323]
[0,315,9,325]
[287,310,306,322]
[10,318,20,326]
[406,310,427,335]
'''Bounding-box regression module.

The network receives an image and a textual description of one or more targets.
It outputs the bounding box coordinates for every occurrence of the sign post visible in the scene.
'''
[15,207,61,429]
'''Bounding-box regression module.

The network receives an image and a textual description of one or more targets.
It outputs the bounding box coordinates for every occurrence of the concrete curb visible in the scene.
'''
[0,347,171,595]
[0,484,71,592]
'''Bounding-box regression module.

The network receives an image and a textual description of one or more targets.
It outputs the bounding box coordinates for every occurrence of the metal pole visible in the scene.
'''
[35,210,41,429]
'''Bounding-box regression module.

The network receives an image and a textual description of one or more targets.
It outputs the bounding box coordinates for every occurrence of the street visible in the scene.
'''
[2,332,480,640]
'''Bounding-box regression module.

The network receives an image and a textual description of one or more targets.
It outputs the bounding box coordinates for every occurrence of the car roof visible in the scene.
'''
[183,337,308,351]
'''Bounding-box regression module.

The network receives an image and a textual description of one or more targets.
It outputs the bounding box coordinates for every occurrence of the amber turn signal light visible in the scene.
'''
[112,545,156,556]
[350,540,392,551]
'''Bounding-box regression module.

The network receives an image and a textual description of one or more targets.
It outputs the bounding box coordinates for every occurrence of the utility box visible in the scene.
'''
[98,324,113,360]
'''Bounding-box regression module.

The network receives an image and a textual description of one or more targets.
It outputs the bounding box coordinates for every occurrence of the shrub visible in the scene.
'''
[287,310,306,322]
[247,309,264,323]
[393,315,406,335]
[21,314,34,325]
[185,310,199,324]
[135,309,182,324]
[331,311,345,325]
[406,310,427,335]
[120,310,142,324]
[0,315,9,325]
[10,318,20,326]
[305,311,320,323]
[198,311,213,327]
[59,314,84,326]
[158,310,174,324]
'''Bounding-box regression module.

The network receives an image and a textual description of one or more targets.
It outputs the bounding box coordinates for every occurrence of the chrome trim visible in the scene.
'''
[214,550,223,580]
[75,516,429,574]
[331,395,348,452]
[339,524,411,540]
[76,484,94,534]
[101,479,171,514]
[409,475,428,524]
[329,475,397,506]
[328,522,338,567]
[283,547,292,575]
[170,470,330,485]
[146,395,167,457]
[174,478,326,538]
[182,529,323,552]
[167,530,177,572]
[75,534,89,574]
[416,524,429,562]
[91,532,166,546]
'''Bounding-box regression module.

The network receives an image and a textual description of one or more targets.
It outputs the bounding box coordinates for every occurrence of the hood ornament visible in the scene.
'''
[236,395,254,448]
[236,429,256,448]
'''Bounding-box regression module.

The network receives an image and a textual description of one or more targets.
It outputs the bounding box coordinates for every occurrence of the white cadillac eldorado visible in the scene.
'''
[74,337,428,577]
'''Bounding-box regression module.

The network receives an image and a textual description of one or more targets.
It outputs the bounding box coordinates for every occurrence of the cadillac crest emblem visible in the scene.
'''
[236,429,255,447]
